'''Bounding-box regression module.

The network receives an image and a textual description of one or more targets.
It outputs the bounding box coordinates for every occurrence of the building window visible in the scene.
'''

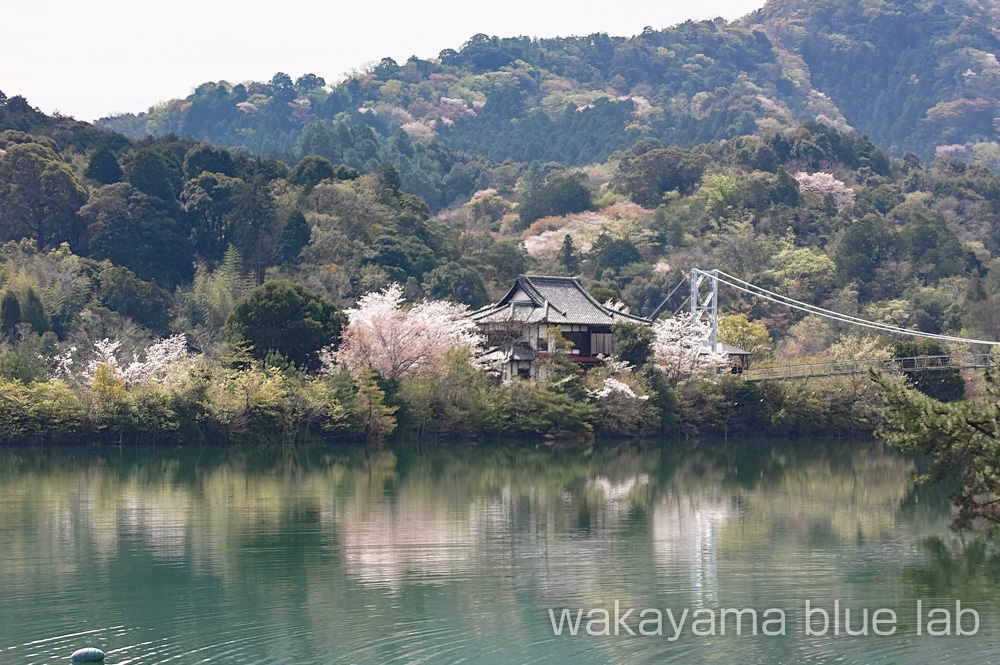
[487,330,520,347]
[562,331,590,356]
[592,332,614,356]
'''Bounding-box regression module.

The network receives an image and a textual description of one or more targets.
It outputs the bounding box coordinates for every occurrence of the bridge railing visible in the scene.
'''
[743,354,997,382]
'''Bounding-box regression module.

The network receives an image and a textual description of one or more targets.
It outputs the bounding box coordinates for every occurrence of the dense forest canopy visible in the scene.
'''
[97,0,1000,170]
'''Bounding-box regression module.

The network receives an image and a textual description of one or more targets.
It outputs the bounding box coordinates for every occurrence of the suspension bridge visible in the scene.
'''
[656,268,1000,382]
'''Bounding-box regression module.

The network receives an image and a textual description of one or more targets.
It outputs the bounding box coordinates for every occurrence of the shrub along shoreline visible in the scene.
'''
[0,361,884,447]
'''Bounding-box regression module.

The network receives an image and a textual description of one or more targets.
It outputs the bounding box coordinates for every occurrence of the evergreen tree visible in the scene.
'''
[276,211,311,266]
[0,292,20,337]
[559,234,580,274]
[225,280,346,371]
[84,148,123,184]
[17,287,48,334]
[878,372,1000,524]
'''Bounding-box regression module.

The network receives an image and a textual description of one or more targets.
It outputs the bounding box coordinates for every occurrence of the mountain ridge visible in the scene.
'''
[94,0,1000,168]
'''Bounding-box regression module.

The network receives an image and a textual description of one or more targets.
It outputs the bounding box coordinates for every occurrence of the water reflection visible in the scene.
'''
[0,441,988,665]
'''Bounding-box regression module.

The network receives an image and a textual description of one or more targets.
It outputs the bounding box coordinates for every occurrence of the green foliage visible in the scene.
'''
[81,183,191,286]
[225,280,345,371]
[203,363,351,444]
[0,378,83,439]
[893,340,966,402]
[397,349,491,440]
[613,321,655,367]
[275,210,311,266]
[591,232,641,270]
[0,291,19,337]
[559,234,581,274]
[0,332,56,383]
[487,379,599,438]
[96,265,173,335]
[289,155,342,190]
[183,142,235,179]
[124,148,178,202]
[616,146,707,207]
[85,148,122,184]
[518,176,592,227]
[351,369,398,445]
[16,286,48,334]
[0,140,88,249]
[422,261,490,308]
[718,313,772,368]
[877,372,1000,524]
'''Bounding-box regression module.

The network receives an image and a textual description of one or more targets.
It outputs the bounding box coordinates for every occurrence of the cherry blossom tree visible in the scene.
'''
[330,284,485,380]
[80,335,194,387]
[651,317,729,386]
[794,171,856,207]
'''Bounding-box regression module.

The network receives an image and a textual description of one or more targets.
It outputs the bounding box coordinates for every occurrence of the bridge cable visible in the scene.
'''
[709,270,1000,347]
[649,274,688,320]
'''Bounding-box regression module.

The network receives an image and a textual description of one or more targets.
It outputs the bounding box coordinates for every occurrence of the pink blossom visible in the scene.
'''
[522,211,613,260]
[331,284,485,380]
[757,95,781,113]
[603,201,651,221]
[235,102,258,116]
[794,171,856,207]
[936,144,968,158]
[390,107,415,123]
[400,122,433,137]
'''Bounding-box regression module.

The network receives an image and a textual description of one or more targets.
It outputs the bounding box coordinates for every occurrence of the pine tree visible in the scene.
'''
[559,234,580,274]
[84,148,123,185]
[667,218,685,247]
[276,211,311,265]
[0,292,20,337]
[18,287,49,334]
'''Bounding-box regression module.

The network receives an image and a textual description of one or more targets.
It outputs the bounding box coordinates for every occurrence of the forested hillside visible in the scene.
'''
[3,72,1000,443]
[97,0,1000,172]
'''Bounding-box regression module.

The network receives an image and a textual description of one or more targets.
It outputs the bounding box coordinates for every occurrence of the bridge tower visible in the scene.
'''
[690,269,719,352]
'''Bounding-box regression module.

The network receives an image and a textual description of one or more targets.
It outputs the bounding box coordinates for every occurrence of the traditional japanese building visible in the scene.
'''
[471,275,651,381]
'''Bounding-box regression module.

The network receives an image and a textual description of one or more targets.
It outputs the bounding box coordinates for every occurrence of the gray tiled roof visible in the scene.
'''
[702,340,751,356]
[471,275,651,326]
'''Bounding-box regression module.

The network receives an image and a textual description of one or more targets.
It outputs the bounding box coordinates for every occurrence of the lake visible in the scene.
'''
[0,440,996,664]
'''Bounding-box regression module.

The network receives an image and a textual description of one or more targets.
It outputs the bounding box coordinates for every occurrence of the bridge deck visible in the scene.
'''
[743,355,996,382]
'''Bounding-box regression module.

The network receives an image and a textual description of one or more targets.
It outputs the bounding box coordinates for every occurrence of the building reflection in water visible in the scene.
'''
[0,443,933,603]
[652,489,734,605]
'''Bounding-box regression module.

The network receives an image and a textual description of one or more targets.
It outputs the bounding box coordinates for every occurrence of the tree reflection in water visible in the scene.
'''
[0,440,983,665]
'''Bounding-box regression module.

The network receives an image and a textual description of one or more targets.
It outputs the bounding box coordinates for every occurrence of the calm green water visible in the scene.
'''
[0,441,997,664]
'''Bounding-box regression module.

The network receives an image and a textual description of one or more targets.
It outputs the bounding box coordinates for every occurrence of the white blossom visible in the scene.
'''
[794,171,856,207]
[400,121,434,137]
[587,377,648,400]
[603,299,631,314]
[651,317,729,386]
[83,335,193,387]
[120,335,192,386]
[51,346,77,380]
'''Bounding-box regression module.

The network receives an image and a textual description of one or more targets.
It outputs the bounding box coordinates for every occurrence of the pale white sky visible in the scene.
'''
[3,0,765,122]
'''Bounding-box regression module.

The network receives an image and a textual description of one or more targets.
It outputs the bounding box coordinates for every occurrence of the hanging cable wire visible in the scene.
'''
[706,269,1000,347]
[649,274,688,319]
